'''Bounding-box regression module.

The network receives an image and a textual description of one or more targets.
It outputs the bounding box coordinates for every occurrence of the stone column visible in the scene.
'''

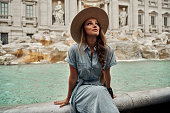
[22,2,26,27]
[36,1,39,25]
[33,3,36,17]
[111,0,119,31]
[47,0,51,27]
[8,1,11,17]
[132,0,138,31]
[158,0,162,33]
[144,0,150,35]
[104,1,108,14]
[33,2,37,27]
[69,0,77,23]
[108,1,111,29]
[12,0,21,26]
[39,0,48,26]
[129,0,133,31]
[78,0,82,12]
[65,0,70,26]
[21,2,24,17]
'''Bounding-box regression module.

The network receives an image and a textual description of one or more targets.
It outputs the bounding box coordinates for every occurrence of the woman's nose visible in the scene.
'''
[93,24,97,28]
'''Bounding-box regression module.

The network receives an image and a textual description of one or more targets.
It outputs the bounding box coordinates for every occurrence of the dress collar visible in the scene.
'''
[81,43,97,52]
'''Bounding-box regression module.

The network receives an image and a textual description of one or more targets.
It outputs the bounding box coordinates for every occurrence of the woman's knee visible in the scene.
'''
[90,86,107,96]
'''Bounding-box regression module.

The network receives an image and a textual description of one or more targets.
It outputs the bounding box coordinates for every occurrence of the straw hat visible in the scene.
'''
[70,7,109,43]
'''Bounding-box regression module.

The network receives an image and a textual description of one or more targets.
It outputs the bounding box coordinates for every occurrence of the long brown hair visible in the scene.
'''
[79,25,106,84]
[96,29,106,84]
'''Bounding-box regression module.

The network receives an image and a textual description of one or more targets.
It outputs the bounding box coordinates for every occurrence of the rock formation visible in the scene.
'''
[0,30,170,65]
[106,29,170,60]
[0,32,70,65]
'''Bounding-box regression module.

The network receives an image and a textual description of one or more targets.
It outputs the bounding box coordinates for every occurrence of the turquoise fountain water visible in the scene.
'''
[0,60,170,107]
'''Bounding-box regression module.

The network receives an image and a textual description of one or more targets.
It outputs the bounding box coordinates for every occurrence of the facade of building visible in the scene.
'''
[0,0,170,45]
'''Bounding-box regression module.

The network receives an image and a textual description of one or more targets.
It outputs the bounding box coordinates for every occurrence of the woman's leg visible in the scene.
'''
[75,85,120,113]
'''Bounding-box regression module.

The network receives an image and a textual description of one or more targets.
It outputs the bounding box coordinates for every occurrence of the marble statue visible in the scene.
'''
[119,8,127,27]
[53,1,64,25]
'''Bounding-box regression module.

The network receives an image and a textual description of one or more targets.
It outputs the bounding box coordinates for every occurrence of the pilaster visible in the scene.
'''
[39,0,48,26]
[144,0,150,35]
[12,0,21,27]
[36,0,39,26]
[8,0,11,17]
[65,0,70,26]
[47,0,51,27]
[132,0,138,31]
[158,0,162,33]
[129,0,133,31]
[104,1,108,14]
[33,3,36,17]
[78,0,82,12]
[69,0,77,23]
[111,0,119,31]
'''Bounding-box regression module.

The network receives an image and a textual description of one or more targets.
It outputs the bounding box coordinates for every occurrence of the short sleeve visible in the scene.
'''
[105,46,117,69]
[65,45,77,69]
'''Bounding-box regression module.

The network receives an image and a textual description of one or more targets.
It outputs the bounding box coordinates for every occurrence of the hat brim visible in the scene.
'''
[70,7,109,43]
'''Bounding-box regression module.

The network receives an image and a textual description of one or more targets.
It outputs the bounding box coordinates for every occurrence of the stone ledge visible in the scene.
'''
[1,87,170,113]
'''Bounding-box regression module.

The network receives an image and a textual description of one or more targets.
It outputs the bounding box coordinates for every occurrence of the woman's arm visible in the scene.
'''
[104,68,111,88]
[105,68,116,99]
[66,64,78,100]
[54,64,78,107]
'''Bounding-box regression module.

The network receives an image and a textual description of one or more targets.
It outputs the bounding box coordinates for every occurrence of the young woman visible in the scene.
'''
[54,7,119,113]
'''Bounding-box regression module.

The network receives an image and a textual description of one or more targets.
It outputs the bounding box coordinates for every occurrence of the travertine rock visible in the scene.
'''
[0,31,170,65]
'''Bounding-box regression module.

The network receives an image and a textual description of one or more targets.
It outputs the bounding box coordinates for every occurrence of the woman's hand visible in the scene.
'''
[54,98,69,107]
[113,94,117,98]
[54,65,78,108]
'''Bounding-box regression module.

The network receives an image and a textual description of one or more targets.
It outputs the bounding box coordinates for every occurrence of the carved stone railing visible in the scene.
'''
[149,25,158,32]
[0,15,13,25]
[162,25,170,32]
[138,24,144,30]
[22,16,37,27]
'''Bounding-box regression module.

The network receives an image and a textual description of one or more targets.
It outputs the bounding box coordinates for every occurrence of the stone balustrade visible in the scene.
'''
[0,15,13,25]
[22,16,37,27]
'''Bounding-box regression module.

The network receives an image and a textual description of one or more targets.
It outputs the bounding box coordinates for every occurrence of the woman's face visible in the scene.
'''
[84,18,100,37]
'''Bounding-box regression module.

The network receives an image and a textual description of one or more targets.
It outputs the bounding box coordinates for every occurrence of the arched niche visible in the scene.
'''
[52,0,65,25]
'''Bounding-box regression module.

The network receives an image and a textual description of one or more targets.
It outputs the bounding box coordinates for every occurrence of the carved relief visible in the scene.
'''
[81,0,105,8]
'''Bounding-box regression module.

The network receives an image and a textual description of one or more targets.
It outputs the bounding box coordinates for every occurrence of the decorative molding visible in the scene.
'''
[138,9,144,13]
[22,0,38,2]
[162,12,170,16]
[22,0,37,4]
[149,11,158,15]
[0,15,13,26]
[0,0,13,2]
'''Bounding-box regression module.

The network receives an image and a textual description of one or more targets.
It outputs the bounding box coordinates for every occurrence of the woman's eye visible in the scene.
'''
[96,23,99,26]
[87,22,92,25]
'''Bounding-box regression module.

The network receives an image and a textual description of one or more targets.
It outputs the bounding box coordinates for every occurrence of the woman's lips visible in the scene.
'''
[92,29,98,32]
